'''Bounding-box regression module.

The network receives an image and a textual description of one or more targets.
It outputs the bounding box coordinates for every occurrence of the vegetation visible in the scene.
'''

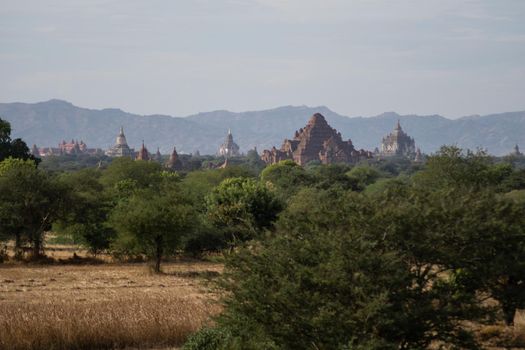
[0,261,221,350]
[110,182,196,272]
[0,117,38,164]
[2,132,525,349]
[0,158,69,258]
[205,177,282,247]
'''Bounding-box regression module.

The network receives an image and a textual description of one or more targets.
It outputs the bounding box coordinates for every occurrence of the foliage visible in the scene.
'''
[244,148,267,174]
[208,169,525,347]
[260,160,313,200]
[182,166,256,212]
[205,177,282,246]
[372,156,417,177]
[100,157,163,190]
[183,327,233,350]
[0,157,70,257]
[2,138,525,347]
[54,169,115,254]
[346,164,383,190]
[370,182,525,326]
[213,188,480,349]
[306,163,358,190]
[0,117,39,164]
[182,220,227,257]
[110,183,196,272]
[413,146,508,190]
[39,153,113,172]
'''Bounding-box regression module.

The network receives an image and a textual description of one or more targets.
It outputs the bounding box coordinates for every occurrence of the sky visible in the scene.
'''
[1,0,524,118]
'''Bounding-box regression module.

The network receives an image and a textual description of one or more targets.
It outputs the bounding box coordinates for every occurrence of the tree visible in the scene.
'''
[370,181,525,326]
[307,163,358,191]
[413,145,511,190]
[205,187,481,349]
[181,166,256,212]
[0,158,69,257]
[100,157,163,191]
[245,148,266,174]
[260,160,312,200]
[346,164,383,190]
[55,169,116,255]
[110,185,196,272]
[0,117,38,163]
[205,177,282,247]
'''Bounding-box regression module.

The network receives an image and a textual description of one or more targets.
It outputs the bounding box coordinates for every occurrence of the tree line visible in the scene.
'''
[1,116,525,348]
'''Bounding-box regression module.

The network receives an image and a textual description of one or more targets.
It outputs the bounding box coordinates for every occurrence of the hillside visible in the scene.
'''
[0,100,523,155]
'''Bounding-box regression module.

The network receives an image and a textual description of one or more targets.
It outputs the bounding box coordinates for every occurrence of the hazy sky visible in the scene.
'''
[1,0,524,118]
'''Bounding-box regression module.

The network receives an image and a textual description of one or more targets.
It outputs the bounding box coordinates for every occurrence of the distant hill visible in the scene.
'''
[0,99,523,156]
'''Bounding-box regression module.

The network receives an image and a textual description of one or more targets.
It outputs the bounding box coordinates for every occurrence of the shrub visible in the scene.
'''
[183,327,231,350]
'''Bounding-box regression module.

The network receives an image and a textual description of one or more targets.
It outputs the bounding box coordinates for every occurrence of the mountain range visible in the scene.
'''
[0,99,523,156]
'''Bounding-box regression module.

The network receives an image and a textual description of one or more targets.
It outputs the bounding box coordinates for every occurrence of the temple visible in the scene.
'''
[218,129,240,157]
[152,147,162,162]
[32,140,102,157]
[136,141,150,161]
[105,127,135,158]
[261,113,372,166]
[165,146,183,170]
[380,120,416,158]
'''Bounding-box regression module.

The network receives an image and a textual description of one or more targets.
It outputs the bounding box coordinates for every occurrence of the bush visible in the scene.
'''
[183,327,231,350]
[183,227,227,257]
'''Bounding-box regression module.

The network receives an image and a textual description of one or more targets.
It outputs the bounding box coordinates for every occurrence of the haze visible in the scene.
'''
[1,0,524,118]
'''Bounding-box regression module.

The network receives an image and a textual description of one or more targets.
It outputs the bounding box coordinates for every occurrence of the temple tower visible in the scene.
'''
[218,129,240,157]
[380,120,416,158]
[105,126,134,158]
[136,141,150,161]
[166,146,183,170]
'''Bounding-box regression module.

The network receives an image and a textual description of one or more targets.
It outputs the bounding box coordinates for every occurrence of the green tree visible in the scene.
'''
[110,185,196,272]
[371,181,525,326]
[0,117,38,163]
[205,177,282,247]
[55,169,115,255]
[182,166,256,212]
[306,163,357,190]
[0,158,69,257]
[346,164,383,190]
[245,148,266,174]
[413,146,511,190]
[206,188,480,349]
[100,157,163,191]
[260,160,312,200]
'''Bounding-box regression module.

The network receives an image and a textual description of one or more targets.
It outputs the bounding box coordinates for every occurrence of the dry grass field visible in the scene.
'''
[0,259,222,350]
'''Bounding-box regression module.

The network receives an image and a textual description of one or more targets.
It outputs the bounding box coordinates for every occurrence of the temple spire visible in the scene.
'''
[218,129,240,157]
[105,126,133,158]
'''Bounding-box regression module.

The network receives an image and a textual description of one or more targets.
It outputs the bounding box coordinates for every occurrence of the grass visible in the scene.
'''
[0,261,222,350]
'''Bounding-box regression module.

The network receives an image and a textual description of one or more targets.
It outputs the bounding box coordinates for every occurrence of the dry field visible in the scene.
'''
[0,260,222,350]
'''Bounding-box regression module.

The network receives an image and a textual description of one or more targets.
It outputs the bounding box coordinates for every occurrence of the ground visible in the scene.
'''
[0,248,222,350]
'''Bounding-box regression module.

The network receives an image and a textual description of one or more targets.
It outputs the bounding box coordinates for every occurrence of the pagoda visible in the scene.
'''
[218,129,240,157]
[152,147,162,162]
[136,141,150,161]
[261,113,372,166]
[380,121,416,158]
[105,127,134,158]
[166,146,183,170]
